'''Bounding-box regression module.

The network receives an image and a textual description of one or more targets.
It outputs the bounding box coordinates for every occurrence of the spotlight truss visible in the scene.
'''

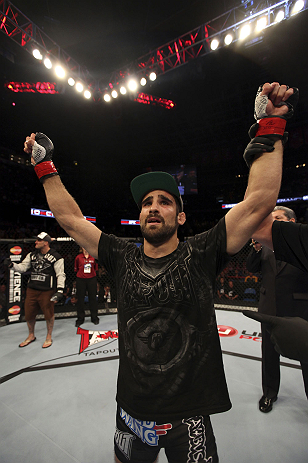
[0,0,96,93]
[105,0,307,87]
[1,0,307,105]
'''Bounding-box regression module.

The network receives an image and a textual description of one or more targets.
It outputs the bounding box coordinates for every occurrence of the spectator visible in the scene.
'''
[74,247,99,326]
[216,276,226,299]
[225,280,239,301]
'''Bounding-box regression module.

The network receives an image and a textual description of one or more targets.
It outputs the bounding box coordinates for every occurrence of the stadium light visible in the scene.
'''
[256,16,268,32]
[210,38,219,50]
[103,93,111,102]
[292,0,305,14]
[239,23,251,40]
[111,89,118,98]
[120,86,127,95]
[76,82,84,92]
[43,57,52,69]
[32,49,42,60]
[84,90,91,99]
[275,9,285,22]
[68,77,75,86]
[149,72,156,81]
[140,77,147,86]
[55,65,65,78]
[224,33,233,45]
[127,79,138,91]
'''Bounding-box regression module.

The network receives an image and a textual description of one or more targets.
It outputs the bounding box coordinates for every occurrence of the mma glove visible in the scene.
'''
[3,257,13,268]
[31,133,59,182]
[50,290,64,303]
[243,136,275,164]
[244,85,299,167]
[243,310,308,363]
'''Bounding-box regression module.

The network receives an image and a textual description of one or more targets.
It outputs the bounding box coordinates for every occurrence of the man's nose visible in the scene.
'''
[149,201,159,212]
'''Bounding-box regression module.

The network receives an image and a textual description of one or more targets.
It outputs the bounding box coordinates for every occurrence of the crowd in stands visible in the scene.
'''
[214,255,261,305]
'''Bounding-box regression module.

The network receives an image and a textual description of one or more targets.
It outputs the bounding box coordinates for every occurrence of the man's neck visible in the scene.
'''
[40,246,50,255]
[143,235,179,258]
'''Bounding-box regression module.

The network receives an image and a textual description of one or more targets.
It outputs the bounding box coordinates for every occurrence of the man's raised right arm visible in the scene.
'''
[43,176,101,259]
[24,133,101,259]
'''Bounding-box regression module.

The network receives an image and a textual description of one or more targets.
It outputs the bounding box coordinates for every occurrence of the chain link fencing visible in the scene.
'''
[0,237,258,325]
[0,237,121,324]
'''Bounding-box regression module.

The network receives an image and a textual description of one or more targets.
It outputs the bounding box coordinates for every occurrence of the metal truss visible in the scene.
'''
[1,0,307,104]
[103,0,307,90]
[0,0,97,91]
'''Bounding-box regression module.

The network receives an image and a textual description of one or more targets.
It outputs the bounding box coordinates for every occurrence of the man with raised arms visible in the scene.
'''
[24,82,294,463]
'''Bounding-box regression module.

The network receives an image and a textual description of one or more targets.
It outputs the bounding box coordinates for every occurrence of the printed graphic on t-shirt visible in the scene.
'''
[122,246,194,311]
[31,274,47,282]
[119,245,215,397]
[31,253,53,273]
[100,221,231,416]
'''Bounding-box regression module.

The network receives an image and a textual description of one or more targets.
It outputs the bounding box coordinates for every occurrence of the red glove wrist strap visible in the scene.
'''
[34,161,58,179]
[256,117,286,137]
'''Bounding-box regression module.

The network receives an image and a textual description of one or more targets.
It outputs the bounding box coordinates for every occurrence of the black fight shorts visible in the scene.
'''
[114,406,219,463]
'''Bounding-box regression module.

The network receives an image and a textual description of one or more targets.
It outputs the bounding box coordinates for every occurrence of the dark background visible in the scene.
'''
[1,1,308,238]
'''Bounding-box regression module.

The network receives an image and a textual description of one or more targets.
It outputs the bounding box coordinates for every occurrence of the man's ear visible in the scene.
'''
[289,218,296,223]
[178,212,186,225]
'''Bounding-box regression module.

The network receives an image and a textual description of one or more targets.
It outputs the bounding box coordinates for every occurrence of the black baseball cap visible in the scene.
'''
[130,171,183,211]
[35,232,52,243]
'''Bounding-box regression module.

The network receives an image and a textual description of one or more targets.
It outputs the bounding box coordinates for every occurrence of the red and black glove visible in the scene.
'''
[243,85,299,167]
[32,133,58,182]
[243,135,275,164]
[243,310,308,363]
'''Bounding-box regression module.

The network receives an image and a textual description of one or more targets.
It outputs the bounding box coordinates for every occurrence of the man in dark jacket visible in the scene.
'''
[247,206,308,412]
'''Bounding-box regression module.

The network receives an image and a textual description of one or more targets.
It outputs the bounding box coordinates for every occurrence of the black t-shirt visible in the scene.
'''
[98,217,231,420]
[273,220,308,272]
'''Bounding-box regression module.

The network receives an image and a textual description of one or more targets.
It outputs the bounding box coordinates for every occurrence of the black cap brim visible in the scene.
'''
[130,172,183,211]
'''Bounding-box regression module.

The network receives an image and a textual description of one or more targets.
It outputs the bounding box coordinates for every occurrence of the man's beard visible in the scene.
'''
[140,216,178,245]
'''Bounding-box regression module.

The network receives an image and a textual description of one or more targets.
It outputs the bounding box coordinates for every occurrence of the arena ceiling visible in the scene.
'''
[1,0,308,224]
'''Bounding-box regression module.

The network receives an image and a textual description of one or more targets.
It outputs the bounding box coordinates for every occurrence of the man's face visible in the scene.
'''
[139,190,183,245]
[272,210,293,223]
[35,239,48,251]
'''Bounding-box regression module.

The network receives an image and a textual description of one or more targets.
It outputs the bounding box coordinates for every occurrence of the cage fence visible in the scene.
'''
[0,238,258,324]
